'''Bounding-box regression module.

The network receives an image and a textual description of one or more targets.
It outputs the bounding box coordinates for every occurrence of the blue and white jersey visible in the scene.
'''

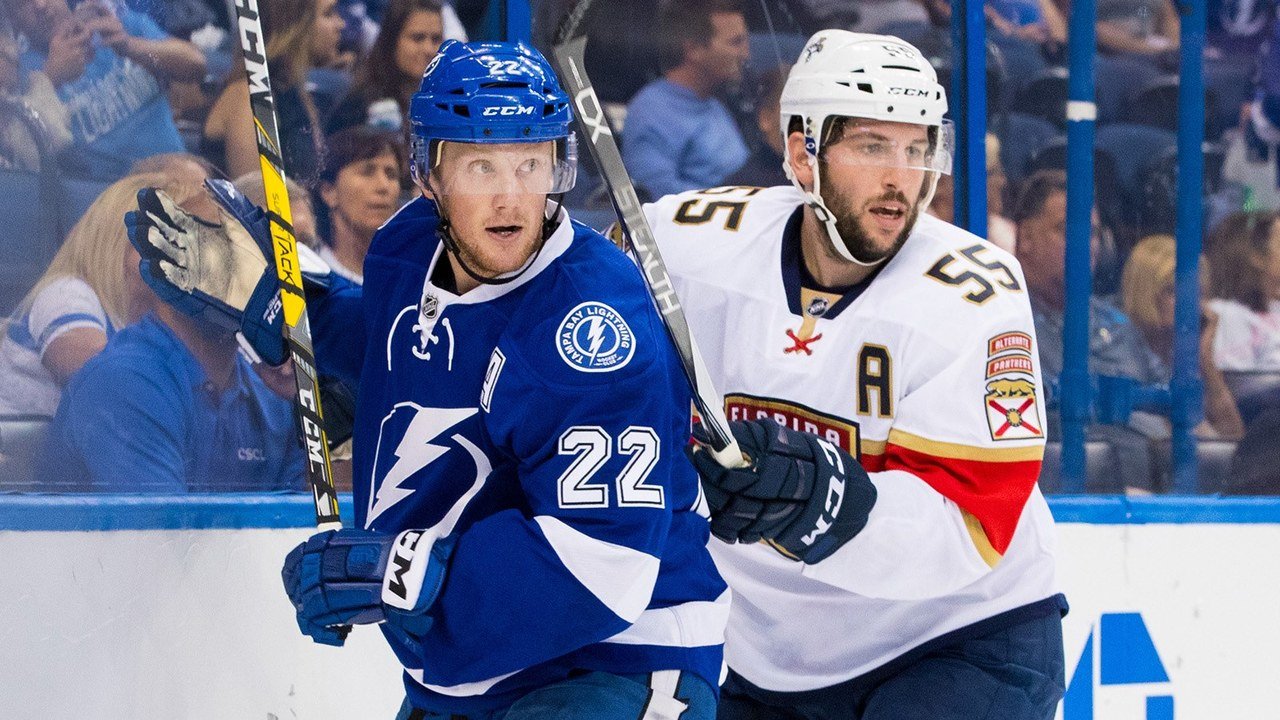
[312,197,728,714]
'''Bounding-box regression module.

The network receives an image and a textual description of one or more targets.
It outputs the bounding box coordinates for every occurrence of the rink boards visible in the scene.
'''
[1,495,1277,720]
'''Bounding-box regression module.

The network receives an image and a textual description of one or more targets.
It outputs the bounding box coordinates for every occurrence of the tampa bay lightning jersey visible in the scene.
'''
[310,197,728,714]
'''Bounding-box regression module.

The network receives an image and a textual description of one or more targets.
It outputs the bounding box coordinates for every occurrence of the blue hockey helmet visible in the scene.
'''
[409,40,577,194]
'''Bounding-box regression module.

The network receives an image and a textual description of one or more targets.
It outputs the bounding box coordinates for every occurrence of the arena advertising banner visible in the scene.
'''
[0,496,1277,718]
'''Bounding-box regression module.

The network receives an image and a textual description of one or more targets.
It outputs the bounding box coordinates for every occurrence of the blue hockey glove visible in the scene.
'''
[127,179,334,366]
[688,419,877,564]
[125,186,267,333]
[281,527,455,646]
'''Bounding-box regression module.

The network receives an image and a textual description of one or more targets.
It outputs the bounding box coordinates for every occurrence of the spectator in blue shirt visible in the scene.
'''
[39,185,304,493]
[622,0,750,200]
[8,0,206,180]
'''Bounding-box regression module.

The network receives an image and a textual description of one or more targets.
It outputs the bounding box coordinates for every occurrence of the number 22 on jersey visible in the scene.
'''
[556,426,664,509]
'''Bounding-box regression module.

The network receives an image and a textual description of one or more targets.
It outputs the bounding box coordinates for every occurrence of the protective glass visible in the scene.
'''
[424,136,577,196]
[821,119,954,175]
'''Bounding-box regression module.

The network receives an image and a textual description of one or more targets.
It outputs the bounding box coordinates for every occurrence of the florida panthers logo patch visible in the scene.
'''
[557,301,635,372]
[985,378,1043,440]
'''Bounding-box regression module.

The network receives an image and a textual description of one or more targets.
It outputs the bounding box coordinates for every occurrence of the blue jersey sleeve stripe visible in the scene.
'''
[601,590,731,648]
[37,312,106,349]
[533,515,660,623]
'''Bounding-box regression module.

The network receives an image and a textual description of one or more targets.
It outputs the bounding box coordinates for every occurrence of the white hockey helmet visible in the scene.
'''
[780,30,952,265]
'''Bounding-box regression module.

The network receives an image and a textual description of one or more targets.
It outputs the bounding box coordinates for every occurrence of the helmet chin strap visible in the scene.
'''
[793,157,942,270]
[428,176,566,287]
[800,158,886,269]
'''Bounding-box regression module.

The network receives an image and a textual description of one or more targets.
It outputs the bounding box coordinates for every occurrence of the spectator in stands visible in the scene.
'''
[0,172,165,416]
[1222,18,1280,211]
[7,0,206,180]
[204,0,345,186]
[1121,233,1244,438]
[726,64,790,189]
[803,0,928,34]
[1206,211,1280,371]
[314,126,401,282]
[39,180,305,492]
[0,27,71,171]
[1095,0,1180,59]
[622,0,750,200]
[987,0,1067,50]
[327,0,443,135]
[1013,170,1163,397]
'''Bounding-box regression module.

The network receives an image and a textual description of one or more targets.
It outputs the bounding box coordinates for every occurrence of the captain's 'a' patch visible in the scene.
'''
[984,331,1043,441]
[557,301,635,372]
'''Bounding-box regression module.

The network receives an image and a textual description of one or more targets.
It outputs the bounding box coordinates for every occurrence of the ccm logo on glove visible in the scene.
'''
[801,438,846,547]
[383,529,432,610]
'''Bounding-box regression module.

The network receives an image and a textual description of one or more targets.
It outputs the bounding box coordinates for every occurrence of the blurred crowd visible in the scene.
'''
[0,0,1276,495]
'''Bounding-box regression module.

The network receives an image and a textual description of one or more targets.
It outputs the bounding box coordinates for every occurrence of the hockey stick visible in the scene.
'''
[551,1,745,469]
[232,0,341,528]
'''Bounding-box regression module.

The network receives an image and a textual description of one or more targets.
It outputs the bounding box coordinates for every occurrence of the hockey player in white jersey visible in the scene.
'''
[640,30,1065,719]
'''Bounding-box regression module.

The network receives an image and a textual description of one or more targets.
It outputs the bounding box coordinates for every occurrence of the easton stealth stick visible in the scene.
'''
[232,0,341,528]
[550,0,745,469]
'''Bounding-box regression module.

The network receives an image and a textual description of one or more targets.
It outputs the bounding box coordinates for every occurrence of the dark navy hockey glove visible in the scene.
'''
[281,527,455,646]
[688,418,877,564]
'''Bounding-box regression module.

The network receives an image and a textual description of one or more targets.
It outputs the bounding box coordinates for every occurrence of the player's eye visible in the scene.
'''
[856,141,888,158]
[516,157,544,175]
[468,159,495,175]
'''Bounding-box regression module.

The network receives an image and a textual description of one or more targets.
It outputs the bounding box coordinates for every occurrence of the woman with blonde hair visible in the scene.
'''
[0,172,198,415]
[1205,211,1280,371]
[203,0,345,186]
[1121,234,1244,438]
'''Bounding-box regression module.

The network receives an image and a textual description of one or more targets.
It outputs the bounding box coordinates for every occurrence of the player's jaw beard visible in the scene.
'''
[823,186,920,264]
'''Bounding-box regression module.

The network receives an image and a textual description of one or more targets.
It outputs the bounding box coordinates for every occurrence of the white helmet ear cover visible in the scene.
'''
[805,142,879,266]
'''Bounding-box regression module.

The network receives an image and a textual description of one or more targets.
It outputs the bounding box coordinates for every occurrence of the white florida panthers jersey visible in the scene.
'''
[642,185,1062,692]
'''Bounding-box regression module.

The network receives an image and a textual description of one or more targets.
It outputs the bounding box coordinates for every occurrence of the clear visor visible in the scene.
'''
[423,136,578,196]
[821,119,954,175]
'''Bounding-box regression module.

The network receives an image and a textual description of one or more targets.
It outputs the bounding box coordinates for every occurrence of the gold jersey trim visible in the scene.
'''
[886,428,1044,463]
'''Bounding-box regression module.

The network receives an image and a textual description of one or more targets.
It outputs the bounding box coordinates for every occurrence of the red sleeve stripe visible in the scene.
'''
[871,430,1043,556]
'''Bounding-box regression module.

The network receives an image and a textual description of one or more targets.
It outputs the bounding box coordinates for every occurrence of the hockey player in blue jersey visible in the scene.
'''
[126,40,726,719]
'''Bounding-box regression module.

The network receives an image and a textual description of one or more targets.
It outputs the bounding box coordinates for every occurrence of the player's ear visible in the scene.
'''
[786,131,814,189]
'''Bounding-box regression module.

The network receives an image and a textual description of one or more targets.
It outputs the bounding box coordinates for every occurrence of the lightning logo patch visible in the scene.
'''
[556,301,635,372]
[368,404,480,524]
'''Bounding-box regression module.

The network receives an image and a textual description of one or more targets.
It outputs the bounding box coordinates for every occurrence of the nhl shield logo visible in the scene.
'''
[557,301,635,372]
[985,378,1043,441]
[421,292,440,320]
